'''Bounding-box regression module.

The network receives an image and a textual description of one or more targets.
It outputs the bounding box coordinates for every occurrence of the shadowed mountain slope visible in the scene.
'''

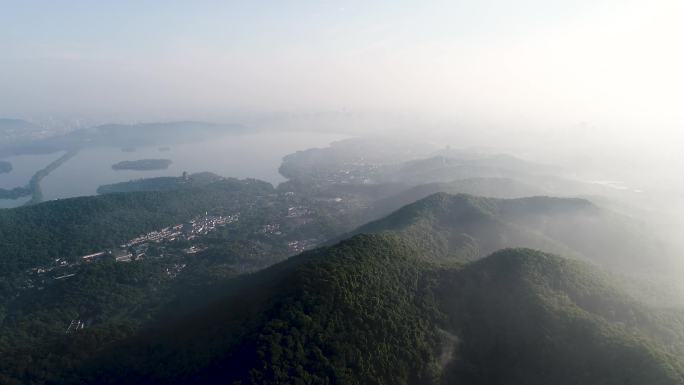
[65,235,684,385]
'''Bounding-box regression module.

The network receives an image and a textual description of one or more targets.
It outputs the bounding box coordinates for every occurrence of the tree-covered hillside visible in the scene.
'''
[0,178,275,274]
[0,185,682,384]
[63,236,684,385]
[439,248,684,384]
[97,172,224,194]
[0,177,365,384]
[351,192,670,273]
[67,234,444,385]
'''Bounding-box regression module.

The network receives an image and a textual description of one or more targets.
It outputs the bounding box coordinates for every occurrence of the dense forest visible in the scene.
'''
[46,235,684,385]
[1,136,683,384]
[0,178,276,274]
[0,175,365,384]
[0,188,682,384]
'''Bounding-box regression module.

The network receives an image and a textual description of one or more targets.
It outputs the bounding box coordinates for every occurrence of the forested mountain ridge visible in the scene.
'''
[0,182,682,384]
[67,234,444,385]
[0,133,682,385]
[64,235,684,385]
[438,248,684,385]
[349,192,669,273]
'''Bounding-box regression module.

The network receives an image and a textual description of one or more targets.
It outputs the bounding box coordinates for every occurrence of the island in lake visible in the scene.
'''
[111,158,173,171]
[0,160,12,174]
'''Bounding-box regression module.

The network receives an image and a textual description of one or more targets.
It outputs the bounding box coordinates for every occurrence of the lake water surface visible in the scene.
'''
[0,131,345,208]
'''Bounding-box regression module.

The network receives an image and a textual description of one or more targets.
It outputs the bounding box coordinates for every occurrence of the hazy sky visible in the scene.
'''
[1,0,683,139]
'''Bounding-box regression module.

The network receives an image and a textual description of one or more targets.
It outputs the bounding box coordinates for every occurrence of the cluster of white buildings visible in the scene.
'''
[29,213,239,282]
[184,213,238,240]
[287,239,319,254]
[121,224,185,249]
[119,213,238,250]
